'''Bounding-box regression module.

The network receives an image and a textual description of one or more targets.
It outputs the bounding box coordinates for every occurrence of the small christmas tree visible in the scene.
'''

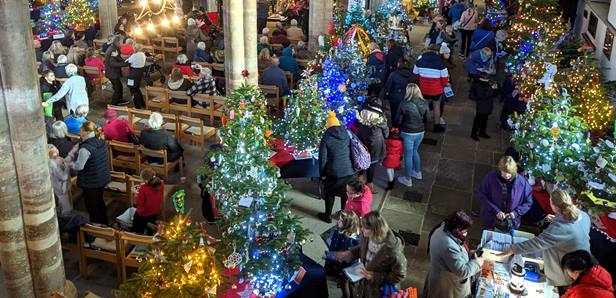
[119,214,221,298]
[206,83,310,296]
[578,138,616,215]
[64,0,97,30]
[276,72,328,151]
[511,91,591,191]
[38,0,66,34]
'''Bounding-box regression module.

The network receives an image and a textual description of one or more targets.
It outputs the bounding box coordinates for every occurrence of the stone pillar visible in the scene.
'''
[243,0,259,85]
[0,0,66,297]
[223,0,246,93]
[98,0,118,38]
[308,0,334,52]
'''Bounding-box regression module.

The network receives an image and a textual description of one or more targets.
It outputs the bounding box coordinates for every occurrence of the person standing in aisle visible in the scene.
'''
[355,96,389,192]
[126,44,147,108]
[318,112,355,223]
[413,45,449,133]
[469,70,498,141]
[105,46,130,106]
[459,4,478,58]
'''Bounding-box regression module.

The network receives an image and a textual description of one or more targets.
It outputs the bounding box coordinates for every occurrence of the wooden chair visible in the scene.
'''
[106,104,130,121]
[134,36,150,46]
[168,91,192,117]
[211,96,226,124]
[138,146,185,178]
[144,86,170,112]
[93,39,107,49]
[160,112,179,139]
[127,108,152,135]
[191,94,215,126]
[118,231,155,282]
[259,84,282,115]
[82,66,104,95]
[150,37,164,61]
[108,141,141,173]
[178,115,216,151]
[160,37,182,64]
[296,58,310,69]
[285,71,295,89]
[288,38,302,46]
[271,43,284,53]
[127,175,178,220]
[210,63,225,75]
[104,171,132,206]
[78,224,121,284]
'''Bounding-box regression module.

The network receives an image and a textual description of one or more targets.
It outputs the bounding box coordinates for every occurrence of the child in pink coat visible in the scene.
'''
[382,128,403,190]
[344,176,373,218]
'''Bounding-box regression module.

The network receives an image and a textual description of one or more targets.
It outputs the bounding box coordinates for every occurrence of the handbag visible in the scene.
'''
[346,129,371,172]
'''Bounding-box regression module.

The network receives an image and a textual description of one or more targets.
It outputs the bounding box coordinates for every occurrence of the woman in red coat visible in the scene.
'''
[382,128,403,190]
[561,250,615,298]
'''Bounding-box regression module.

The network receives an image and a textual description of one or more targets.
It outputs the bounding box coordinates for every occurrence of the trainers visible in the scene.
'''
[411,171,423,180]
[397,176,413,187]
[439,117,446,125]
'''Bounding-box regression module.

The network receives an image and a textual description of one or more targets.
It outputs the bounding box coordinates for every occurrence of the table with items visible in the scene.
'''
[475,230,558,298]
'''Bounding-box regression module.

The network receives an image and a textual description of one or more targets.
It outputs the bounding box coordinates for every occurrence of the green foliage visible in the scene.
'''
[119,215,221,298]
[578,139,616,214]
[276,73,328,151]
[205,84,310,296]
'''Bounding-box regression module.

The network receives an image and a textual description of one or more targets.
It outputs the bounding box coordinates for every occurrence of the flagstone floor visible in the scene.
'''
[0,24,512,297]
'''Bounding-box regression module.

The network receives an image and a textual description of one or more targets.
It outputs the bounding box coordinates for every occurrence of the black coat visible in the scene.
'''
[49,137,78,158]
[471,79,497,115]
[356,107,389,161]
[384,69,413,119]
[318,126,354,178]
[77,137,111,189]
[40,77,62,96]
[139,128,184,163]
[385,45,405,79]
[105,47,129,79]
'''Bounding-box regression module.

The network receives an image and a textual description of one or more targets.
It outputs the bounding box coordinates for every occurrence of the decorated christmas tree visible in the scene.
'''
[319,41,369,124]
[511,91,591,191]
[578,138,616,215]
[119,214,221,297]
[564,52,615,132]
[276,72,328,151]
[64,0,97,30]
[484,0,509,30]
[506,0,564,51]
[205,83,310,296]
[38,0,66,34]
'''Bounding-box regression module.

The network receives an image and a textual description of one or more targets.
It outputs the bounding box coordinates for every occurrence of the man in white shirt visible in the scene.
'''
[43,64,89,115]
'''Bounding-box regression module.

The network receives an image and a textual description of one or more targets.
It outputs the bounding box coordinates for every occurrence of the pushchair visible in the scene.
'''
[143,53,165,86]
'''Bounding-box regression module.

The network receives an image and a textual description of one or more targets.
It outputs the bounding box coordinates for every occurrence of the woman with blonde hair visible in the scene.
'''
[69,121,111,225]
[258,47,272,71]
[395,83,430,187]
[66,46,84,66]
[499,189,591,288]
[324,210,360,298]
[334,211,407,298]
[49,40,67,57]
[479,155,533,230]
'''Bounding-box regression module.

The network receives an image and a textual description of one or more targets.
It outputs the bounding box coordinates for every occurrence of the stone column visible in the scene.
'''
[308,0,334,52]
[223,0,246,93]
[98,0,118,38]
[0,0,66,297]
[243,0,259,85]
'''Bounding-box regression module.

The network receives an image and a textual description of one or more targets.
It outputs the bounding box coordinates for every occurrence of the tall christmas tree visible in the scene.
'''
[564,52,615,132]
[319,41,369,124]
[205,84,310,296]
[119,214,221,297]
[38,0,66,34]
[511,91,591,191]
[64,0,97,30]
[276,72,328,151]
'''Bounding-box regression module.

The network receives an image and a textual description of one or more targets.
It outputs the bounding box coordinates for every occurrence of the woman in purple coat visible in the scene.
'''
[479,156,533,231]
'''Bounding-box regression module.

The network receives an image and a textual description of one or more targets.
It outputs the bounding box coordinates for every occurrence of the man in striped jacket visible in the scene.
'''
[413,45,450,133]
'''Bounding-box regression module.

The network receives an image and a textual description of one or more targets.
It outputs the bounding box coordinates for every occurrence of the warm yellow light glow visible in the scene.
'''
[161,18,170,27]
[134,26,143,35]
[140,0,147,7]
[152,0,161,4]
[172,15,180,24]
[147,22,155,31]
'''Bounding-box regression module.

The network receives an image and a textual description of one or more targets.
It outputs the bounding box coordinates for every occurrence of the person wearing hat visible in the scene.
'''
[469,70,498,141]
[318,111,355,223]
[101,109,137,143]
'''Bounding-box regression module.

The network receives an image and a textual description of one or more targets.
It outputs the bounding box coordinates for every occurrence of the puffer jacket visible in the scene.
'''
[396,97,430,134]
[382,137,403,169]
[318,125,354,178]
[471,79,497,115]
[356,106,389,162]
[562,265,615,298]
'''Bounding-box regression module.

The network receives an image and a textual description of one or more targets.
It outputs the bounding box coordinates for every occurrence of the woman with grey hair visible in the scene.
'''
[186,67,219,105]
[43,64,89,116]
[48,121,79,158]
[139,112,184,165]
[185,18,207,61]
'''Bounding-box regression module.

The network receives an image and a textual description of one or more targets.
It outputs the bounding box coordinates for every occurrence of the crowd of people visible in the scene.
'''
[29,1,616,297]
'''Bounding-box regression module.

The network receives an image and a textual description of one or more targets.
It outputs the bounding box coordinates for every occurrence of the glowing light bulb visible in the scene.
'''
[161,18,170,27]
[140,0,147,7]
[147,22,155,31]
[172,15,180,24]
[134,26,143,35]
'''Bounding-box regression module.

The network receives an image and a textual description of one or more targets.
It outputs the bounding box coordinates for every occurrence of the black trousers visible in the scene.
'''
[129,68,145,108]
[109,78,123,104]
[471,112,489,137]
[82,187,108,225]
[131,214,158,235]
[460,29,474,57]
[323,175,354,216]
[52,101,64,121]
[365,162,378,184]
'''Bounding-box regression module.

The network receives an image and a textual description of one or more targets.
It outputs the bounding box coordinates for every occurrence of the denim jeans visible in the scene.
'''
[400,131,424,178]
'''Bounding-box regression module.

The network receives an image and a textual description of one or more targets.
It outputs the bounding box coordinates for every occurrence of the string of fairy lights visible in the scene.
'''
[132,0,183,36]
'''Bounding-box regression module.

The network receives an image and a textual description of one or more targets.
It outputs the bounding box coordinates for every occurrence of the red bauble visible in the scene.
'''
[241,69,249,78]
[222,115,228,126]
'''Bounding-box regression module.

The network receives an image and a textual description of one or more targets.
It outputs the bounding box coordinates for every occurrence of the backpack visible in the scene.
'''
[346,129,371,172]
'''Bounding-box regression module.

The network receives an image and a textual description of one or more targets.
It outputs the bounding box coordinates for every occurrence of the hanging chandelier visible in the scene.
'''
[132,0,182,35]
